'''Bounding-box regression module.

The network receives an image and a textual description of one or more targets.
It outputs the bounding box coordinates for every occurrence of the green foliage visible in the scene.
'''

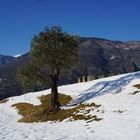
[17,62,39,92]
[31,26,79,76]
[17,26,79,91]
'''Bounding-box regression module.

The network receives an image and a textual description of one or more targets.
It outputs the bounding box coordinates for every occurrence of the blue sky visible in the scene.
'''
[0,0,140,56]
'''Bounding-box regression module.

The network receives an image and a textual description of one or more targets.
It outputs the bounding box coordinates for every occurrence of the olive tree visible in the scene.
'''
[18,26,79,111]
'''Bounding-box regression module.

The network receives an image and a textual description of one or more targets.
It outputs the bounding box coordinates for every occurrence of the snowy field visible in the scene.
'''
[0,71,140,140]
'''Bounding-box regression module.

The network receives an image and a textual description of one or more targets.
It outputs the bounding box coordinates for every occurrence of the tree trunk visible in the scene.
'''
[51,75,61,110]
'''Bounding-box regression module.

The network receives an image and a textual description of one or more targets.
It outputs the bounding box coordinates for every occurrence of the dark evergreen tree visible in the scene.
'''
[132,62,140,72]
[18,26,79,111]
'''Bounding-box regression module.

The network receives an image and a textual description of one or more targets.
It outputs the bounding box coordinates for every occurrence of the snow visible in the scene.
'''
[124,47,130,50]
[110,55,116,60]
[0,71,140,140]
[14,54,22,58]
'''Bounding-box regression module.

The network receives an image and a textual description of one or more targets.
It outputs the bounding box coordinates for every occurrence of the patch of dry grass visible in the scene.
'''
[12,93,102,123]
[40,103,102,123]
[134,84,140,89]
[114,109,126,113]
[131,91,139,95]
[38,93,72,108]
[0,99,9,104]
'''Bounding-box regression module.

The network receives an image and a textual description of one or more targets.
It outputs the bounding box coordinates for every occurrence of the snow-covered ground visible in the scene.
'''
[0,71,140,140]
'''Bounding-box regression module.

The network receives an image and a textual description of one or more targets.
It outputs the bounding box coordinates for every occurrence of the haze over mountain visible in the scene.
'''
[0,37,140,100]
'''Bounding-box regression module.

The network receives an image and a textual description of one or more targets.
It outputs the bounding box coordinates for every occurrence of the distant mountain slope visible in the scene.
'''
[0,53,29,100]
[79,37,140,76]
[0,55,15,66]
[0,53,29,78]
[0,37,140,100]
[0,71,140,140]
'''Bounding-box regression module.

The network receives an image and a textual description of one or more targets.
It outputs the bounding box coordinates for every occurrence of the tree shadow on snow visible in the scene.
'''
[69,72,140,105]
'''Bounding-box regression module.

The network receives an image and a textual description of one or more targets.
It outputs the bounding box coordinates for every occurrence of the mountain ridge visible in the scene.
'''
[0,37,140,100]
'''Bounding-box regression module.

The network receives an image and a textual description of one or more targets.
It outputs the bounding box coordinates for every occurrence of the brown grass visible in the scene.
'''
[12,93,102,123]
[38,93,72,108]
[132,91,139,95]
[114,109,126,113]
[0,99,9,104]
[134,84,140,89]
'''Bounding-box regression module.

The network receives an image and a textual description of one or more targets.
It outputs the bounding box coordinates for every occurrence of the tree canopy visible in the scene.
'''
[18,26,79,110]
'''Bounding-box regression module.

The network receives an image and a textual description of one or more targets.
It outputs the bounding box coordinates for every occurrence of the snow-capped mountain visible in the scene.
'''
[0,71,140,140]
[14,54,22,58]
